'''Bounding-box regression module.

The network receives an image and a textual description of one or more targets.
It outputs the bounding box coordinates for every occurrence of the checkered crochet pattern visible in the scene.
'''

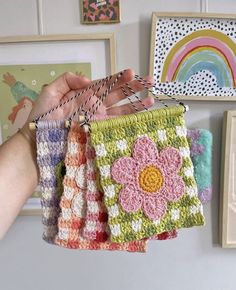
[82,134,109,241]
[83,134,178,242]
[36,120,68,243]
[90,105,205,243]
[54,122,147,252]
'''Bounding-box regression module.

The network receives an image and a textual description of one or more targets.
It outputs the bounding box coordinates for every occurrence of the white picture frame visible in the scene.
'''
[0,33,117,215]
[149,12,236,101]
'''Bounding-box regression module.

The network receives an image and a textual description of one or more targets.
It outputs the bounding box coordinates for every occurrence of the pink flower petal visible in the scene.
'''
[142,195,167,220]
[133,136,159,164]
[119,184,143,213]
[99,14,107,20]
[90,3,98,10]
[111,157,136,185]
[158,147,182,175]
[161,176,185,201]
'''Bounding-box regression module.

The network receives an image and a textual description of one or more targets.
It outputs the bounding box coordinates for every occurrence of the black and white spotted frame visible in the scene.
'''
[149,12,236,101]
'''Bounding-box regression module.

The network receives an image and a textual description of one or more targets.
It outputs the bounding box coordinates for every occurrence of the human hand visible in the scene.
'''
[2,72,17,87]
[22,69,154,137]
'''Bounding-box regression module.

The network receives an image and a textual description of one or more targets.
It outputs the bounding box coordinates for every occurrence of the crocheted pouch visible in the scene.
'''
[83,133,178,242]
[36,120,68,243]
[187,129,213,204]
[54,122,147,252]
[34,73,123,244]
[89,105,205,243]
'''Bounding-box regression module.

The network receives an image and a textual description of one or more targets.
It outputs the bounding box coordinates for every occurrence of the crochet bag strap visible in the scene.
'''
[134,74,187,109]
[121,77,168,111]
[121,81,148,112]
[120,78,174,112]
[31,71,124,128]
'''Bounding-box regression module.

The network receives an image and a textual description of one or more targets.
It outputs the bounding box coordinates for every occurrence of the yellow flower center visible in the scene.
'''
[139,165,163,193]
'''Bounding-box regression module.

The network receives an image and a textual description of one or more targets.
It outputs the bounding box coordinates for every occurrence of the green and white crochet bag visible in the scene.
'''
[89,102,205,243]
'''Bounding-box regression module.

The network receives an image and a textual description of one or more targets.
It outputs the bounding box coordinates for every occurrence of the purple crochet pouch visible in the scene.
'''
[36,120,68,243]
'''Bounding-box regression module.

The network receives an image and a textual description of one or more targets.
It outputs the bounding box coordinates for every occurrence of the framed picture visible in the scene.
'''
[0,63,91,142]
[149,12,236,101]
[81,0,120,24]
[0,33,117,215]
[220,110,236,248]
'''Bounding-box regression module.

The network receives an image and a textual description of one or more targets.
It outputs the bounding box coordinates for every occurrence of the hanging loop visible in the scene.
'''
[29,73,117,129]
[134,74,188,112]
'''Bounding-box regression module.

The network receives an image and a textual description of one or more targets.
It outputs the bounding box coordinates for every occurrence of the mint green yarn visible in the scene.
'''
[188,129,213,204]
[194,129,212,190]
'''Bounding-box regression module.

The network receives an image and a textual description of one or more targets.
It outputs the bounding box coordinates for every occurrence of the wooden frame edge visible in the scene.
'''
[109,33,117,74]
[152,12,236,20]
[220,111,229,247]
[0,33,115,43]
[149,12,157,80]
[220,110,236,248]
[19,209,42,216]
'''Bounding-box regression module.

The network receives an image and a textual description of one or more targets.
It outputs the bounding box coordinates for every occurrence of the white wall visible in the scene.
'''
[0,1,236,290]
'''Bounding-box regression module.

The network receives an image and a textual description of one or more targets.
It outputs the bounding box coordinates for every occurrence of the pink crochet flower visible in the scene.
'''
[111,136,185,220]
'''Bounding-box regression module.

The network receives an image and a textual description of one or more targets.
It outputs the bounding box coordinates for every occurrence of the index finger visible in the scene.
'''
[103,76,154,108]
[90,69,135,97]
[42,72,91,100]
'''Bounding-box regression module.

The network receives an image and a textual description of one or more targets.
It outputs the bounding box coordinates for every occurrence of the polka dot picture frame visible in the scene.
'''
[149,12,236,101]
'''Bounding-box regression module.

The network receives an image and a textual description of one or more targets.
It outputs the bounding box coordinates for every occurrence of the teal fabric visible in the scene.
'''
[187,129,213,204]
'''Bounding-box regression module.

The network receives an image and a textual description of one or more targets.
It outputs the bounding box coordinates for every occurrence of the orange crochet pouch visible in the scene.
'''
[54,122,147,252]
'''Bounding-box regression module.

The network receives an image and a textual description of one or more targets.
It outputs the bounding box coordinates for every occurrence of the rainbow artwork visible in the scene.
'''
[153,16,236,99]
